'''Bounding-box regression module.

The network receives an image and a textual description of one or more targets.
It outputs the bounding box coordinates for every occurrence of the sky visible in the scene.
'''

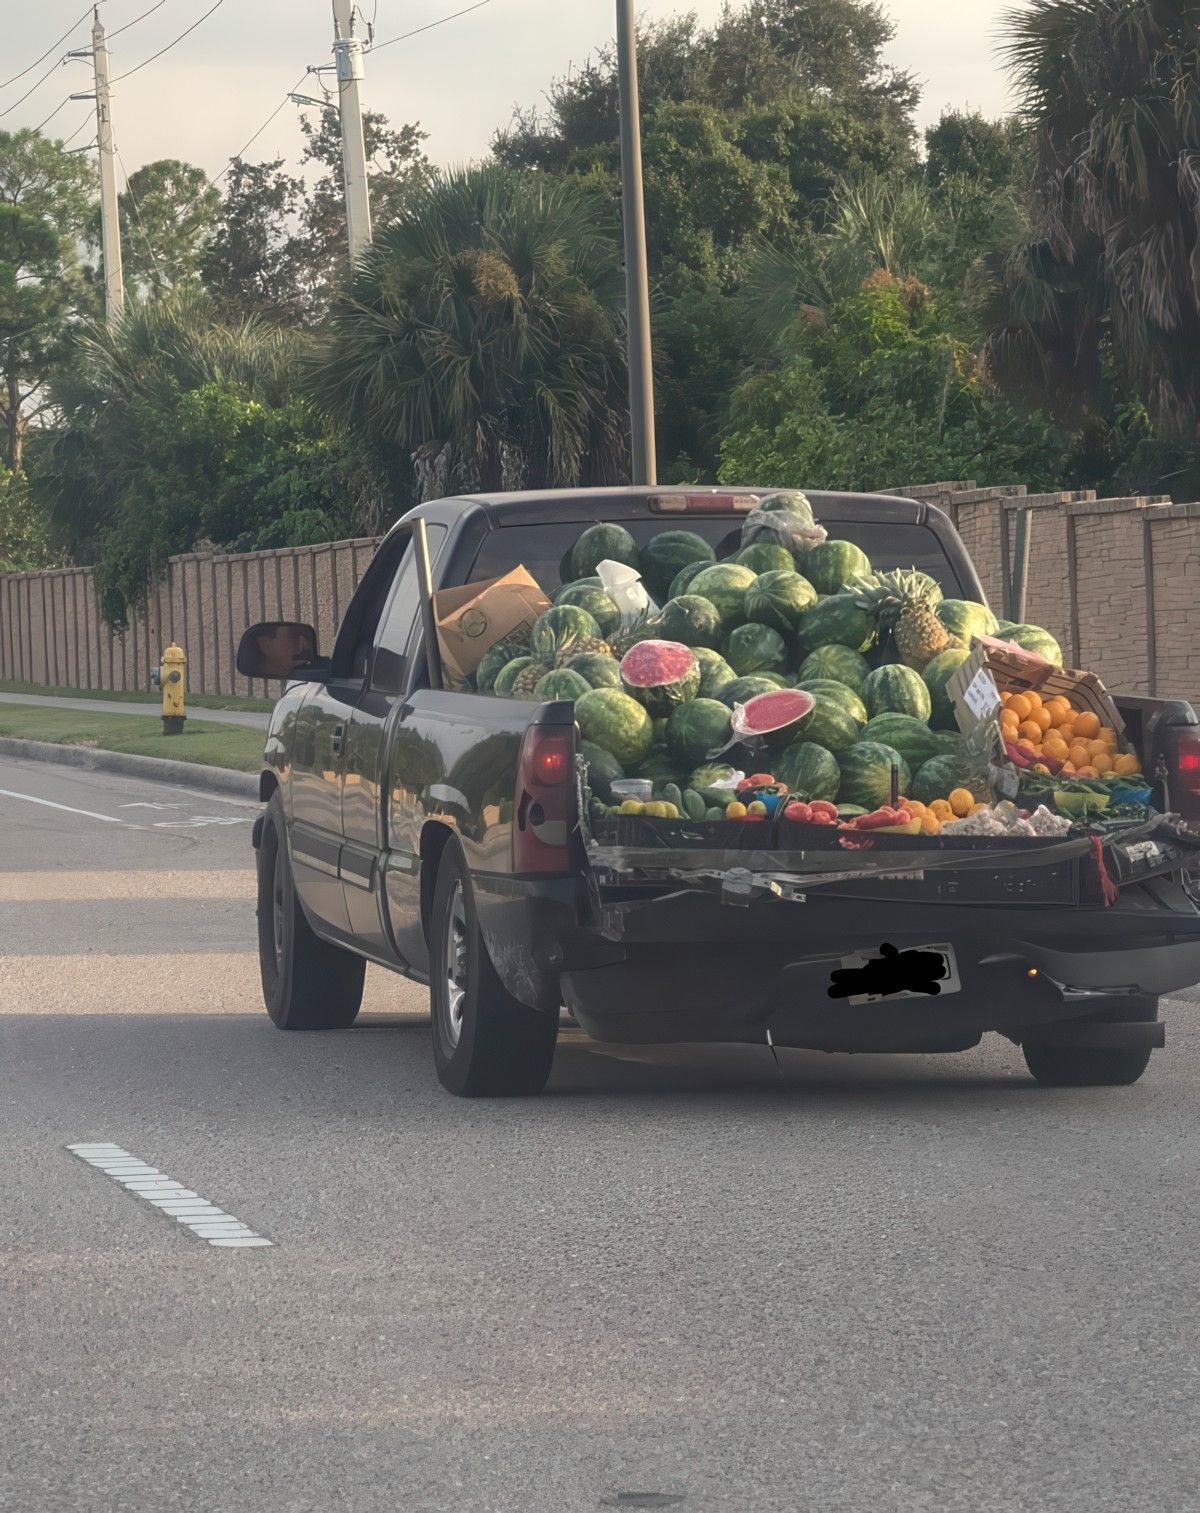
[2,0,1018,183]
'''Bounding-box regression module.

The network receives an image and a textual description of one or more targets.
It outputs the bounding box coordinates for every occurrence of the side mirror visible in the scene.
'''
[237,621,325,681]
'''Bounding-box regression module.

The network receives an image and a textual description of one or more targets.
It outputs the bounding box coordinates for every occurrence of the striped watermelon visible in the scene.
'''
[725,623,789,678]
[861,714,940,769]
[1002,623,1064,666]
[912,752,970,805]
[737,542,795,576]
[638,530,715,599]
[795,594,876,653]
[776,741,841,801]
[667,698,734,768]
[743,570,818,635]
[799,645,870,691]
[794,679,869,725]
[720,675,782,708]
[620,640,701,716]
[802,540,872,595]
[693,647,737,701]
[688,563,758,630]
[922,647,972,730]
[936,599,997,643]
[838,742,912,810]
[792,684,866,753]
[861,663,932,722]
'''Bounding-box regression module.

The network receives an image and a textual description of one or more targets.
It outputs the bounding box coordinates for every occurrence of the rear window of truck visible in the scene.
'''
[467,518,967,596]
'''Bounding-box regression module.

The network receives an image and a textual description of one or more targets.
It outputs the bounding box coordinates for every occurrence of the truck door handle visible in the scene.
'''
[332,723,345,757]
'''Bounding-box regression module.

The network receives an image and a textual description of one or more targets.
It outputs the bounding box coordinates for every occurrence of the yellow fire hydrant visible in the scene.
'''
[158,642,187,735]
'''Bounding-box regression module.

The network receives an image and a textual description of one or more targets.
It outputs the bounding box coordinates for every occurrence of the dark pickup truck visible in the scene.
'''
[239,486,1200,1097]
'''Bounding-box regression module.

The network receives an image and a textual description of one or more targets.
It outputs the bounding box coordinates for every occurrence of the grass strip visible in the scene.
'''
[0,704,265,773]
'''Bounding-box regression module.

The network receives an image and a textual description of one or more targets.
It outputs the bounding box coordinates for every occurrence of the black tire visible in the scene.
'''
[256,793,365,1030]
[1023,1043,1152,1088]
[430,846,558,1097]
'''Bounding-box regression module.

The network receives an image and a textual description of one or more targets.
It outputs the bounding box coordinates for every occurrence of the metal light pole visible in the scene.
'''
[615,0,657,486]
[70,9,124,324]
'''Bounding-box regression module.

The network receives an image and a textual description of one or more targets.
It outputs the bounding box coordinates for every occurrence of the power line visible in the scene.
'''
[0,50,71,119]
[116,145,168,287]
[211,68,310,184]
[63,111,96,148]
[0,2,97,93]
[110,0,172,40]
[31,94,75,135]
[112,0,226,83]
[369,0,492,53]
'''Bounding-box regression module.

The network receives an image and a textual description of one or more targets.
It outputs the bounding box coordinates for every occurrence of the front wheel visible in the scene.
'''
[1023,1044,1152,1088]
[430,847,558,1097]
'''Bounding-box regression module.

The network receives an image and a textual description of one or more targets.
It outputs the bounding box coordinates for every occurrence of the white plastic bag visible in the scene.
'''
[596,558,659,628]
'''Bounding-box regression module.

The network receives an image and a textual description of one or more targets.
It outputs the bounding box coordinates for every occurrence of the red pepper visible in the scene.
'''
[738,772,776,794]
[784,801,812,823]
[855,807,902,830]
[809,800,839,822]
[1005,740,1037,769]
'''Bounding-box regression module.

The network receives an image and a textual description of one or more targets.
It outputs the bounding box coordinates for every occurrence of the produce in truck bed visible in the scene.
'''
[725,623,789,678]
[608,612,663,661]
[730,688,816,748]
[1000,623,1064,666]
[553,580,622,638]
[619,640,701,716]
[861,713,940,769]
[493,656,535,697]
[837,742,912,811]
[793,679,869,725]
[776,740,841,801]
[667,698,734,769]
[996,688,1135,777]
[743,570,818,635]
[687,562,758,631]
[535,668,591,701]
[848,568,960,669]
[581,741,624,801]
[802,540,872,595]
[794,594,876,653]
[935,598,998,642]
[922,646,972,729]
[861,663,933,722]
[669,560,710,600]
[565,651,622,688]
[719,674,783,708]
[575,687,654,767]
[530,605,608,665]
[693,647,737,701]
[475,640,526,693]
[757,490,816,523]
[638,529,715,599]
[689,762,741,805]
[570,522,638,581]
[911,752,970,804]
[736,542,795,576]
[511,661,554,698]
[628,747,681,784]
[657,594,725,649]
[791,683,866,753]
[799,644,870,691]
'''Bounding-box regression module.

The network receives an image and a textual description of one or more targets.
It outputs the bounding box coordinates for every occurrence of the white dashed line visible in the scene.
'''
[68,1143,272,1248]
[0,789,122,823]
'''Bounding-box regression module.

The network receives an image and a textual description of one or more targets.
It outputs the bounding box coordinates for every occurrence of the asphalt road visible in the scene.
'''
[4,753,1200,1513]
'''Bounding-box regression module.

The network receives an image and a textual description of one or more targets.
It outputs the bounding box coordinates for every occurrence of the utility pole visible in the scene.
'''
[615,0,656,487]
[331,0,372,264]
[71,8,124,323]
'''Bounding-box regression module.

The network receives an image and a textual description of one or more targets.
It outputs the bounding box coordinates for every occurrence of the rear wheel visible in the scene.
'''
[257,793,365,1030]
[1023,1044,1152,1087]
[430,846,558,1097]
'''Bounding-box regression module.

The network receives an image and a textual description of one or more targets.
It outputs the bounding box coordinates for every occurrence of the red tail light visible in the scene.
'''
[649,492,760,513]
[1175,732,1200,793]
[512,726,575,876]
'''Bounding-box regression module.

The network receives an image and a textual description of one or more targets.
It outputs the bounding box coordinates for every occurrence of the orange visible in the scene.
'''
[1086,738,1108,759]
[1114,752,1141,777]
[949,788,975,818]
[1068,742,1091,768]
[906,799,927,817]
[930,799,953,820]
[920,812,942,835]
[1042,734,1069,760]
[969,802,990,815]
[1054,711,1076,732]
[1000,710,1020,736]
[1018,720,1043,743]
[1022,690,1043,712]
[1076,764,1098,777]
[1099,728,1118,747]
[1062,761,1077,773]
[1017,738,1040,757]
[1091,752,1113,773]
[1045,696,1071,719]
[1007,693,1032,721]
[1032,706,1053,733]
[1074,711,1101,739]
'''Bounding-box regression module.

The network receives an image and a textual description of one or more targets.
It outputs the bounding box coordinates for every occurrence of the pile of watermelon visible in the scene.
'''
[475,503,1066,817]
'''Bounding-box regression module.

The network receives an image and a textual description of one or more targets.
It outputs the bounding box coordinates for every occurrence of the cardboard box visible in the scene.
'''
[432,566,551,690]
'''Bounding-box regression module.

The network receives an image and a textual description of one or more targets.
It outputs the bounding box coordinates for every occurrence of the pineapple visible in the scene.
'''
[608,612,662,661]
[512,661,553,698]
[960,719,999,803]
[553,632,611,668]
[848,569,961,670]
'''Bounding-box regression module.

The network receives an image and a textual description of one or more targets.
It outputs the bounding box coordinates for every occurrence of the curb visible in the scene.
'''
[0,736,260,800]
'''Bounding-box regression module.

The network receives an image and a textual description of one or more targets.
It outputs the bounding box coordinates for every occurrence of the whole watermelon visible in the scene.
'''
[575,687,653,767]
[535,668,591,702]
[688,563,758,631]
[753,672,790,688]
[720,675,783,708]
[689,762,741,805]
[476,639,526,693]
[553,580,621,638]
[669,559,711,600]
[493,657,535,697]
[795,594,876,653]
[628,747,681,786]
[803,540,872,595]
[1002,623,1064,666]
[936,599,998,643]
[743,569,818,635]
[565,652,622,688]
[861,714,940,770]
[929,730,964,756]
[667,698,733,769]
[792,683,866,753]
[799,644,870,691]
[531,605,602,663]
[776,741,841,802]
[619,640,701,717]
[582,741,624,802]
[736,542,795,576]
[757,490,815,523]
[570,522,638,581]
[912,752,970,805]
[838,741,912,811]
[861,663,933,722]
[794,679,869,725]
[638,529,715,599]
[693,647,737,701]
[922,647,972,730]
[658,594,724,650]
[725,623,789,678]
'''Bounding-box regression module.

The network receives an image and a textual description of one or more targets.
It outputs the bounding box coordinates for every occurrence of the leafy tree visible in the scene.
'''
[92,159,219,297]
[925,110,1031,192]
[0,129,95,471]
[310,166,628,497]
[0,462,51,570]
[200,158,307,324]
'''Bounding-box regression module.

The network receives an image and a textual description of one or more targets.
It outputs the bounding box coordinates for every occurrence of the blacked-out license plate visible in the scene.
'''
[829,942,961,1006]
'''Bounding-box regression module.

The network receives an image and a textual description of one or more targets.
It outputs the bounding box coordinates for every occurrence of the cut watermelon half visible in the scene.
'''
[618,639,701,717]
[731,687,815,749]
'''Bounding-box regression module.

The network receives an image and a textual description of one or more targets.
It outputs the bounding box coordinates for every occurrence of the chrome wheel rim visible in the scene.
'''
[442,883,468,1047]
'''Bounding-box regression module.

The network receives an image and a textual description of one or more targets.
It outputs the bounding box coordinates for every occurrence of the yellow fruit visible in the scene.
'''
[1074,711,1101,739]
[1017,738,1040,757]
[1068,742,1091,768]
[619,799,645,814]
[905,799,927,817]
[1030,763,1051,775]
[1042,734,1069,761]
[725,801,748,820]
[1023,690,1043,712]
[1007,693,1032,721]
[920,812,942,835]
[1076,765,1098,778]
[1114,752,1141,777]
[1018,719,1043,743]
[1045,696,1071,719]
[949,787,975,818]
[930,799,954,820]
[1000,710,1020,736]
[1090,752,1112,774]
[1054,715,1076,738]
[1099,728,1118,747]
[1062,761,1077,773]
[1032,706,1053,733]
[1086,738,1108,759]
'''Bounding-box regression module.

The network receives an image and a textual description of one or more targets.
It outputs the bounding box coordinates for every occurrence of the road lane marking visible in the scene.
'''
[0,871,256,902]
[68,1143,272,1249]
[0,788,122,824]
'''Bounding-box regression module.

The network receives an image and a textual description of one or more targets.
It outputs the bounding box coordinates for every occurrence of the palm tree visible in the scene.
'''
[988,0,1200,432]
[308,165,628,497]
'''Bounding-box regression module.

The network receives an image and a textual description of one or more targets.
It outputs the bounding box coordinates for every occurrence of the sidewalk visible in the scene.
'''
[0,691,270,730]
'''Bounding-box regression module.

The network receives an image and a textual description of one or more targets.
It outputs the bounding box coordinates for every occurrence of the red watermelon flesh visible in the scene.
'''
[731,688,816,748]
[619,639,702,717]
